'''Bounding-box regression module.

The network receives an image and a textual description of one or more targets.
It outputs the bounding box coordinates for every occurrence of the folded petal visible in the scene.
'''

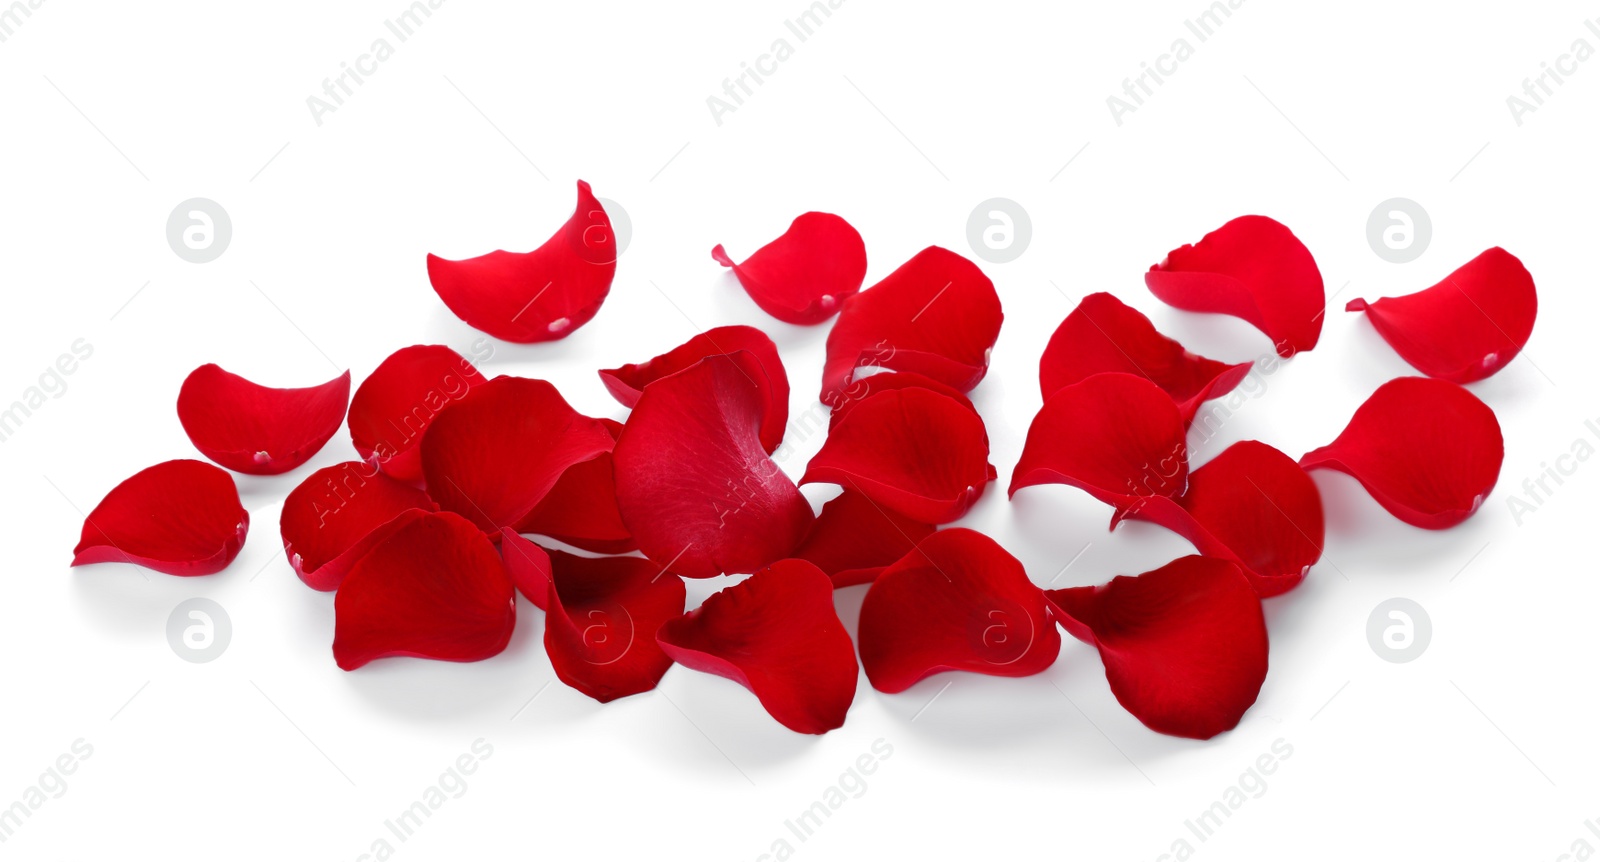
[513,418,635,554]
[613,352,814,578]
[820,246,1002,404]
[177,364,350,475]
[1347,247,1538,383]
[1146,215,1324,358]
[828,370,976,430]
[1046,555,1268,740]
[792,490,936,588]
[656,560,858,733]
[426,180,616,343]
[280,461,438,591]
[712,212,868,325]
[1041,292,1252,426]
[1299,377,1502,529]
[333,511,516,670]
[543,547,685,703]
[1120,441,1323,597]
[598,325,790,454]
[498,528,554,610]
[420,376,616,533]
[347,345,486,482]
[71,459,248,576]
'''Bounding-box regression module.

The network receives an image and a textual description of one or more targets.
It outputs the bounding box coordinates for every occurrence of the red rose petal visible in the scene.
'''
[426,180,616,343]
[859,529,1060,693]
[1045,555,1268,740]
[513,418,636,555]
[1299,377,1503,529]
[656,560,857,734]
[543,546,686,703]
[598,325,790,454]
[820,246,1002,404]
[420,376,615,533]
[280,461,438,591]
[333,511,515,670]
[613,352,814,578]
[497,528,554,610]
[828,370,976,430]
[1347,247,1538,383]
[1041,292,1252,426]
[711,212,868,325]
[1146,215,1324,358]
[177,364,350,475]
[802,387,995,524]
[347,345,486,482]
[1120,441,1323,598]
[71,459,248,576]
[792,490,936,588]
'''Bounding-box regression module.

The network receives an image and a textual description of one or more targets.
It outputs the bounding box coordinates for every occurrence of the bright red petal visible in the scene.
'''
[1041,292,1252,426]
[1347,247,1538,383]
[1046,555,1268,740]
[820,246,1002,404]
[657,560,858,734]
[333,511,515,670]
[613,352,814,578]
[1146,215,1324,358]
[1299,377,1502,529]
[177,364,350,475]
[498,528,554,610]
[792,490,936,588]
[542,548,686,703]
[280,461,438,591]
[347,345,486,482]
[71,459,248,576]
[858,529,1060,693]
[828,370,976,430]
[426,180,616,343]
[419,376,615,533]
[513,418,635,554]
[712,212,868,325]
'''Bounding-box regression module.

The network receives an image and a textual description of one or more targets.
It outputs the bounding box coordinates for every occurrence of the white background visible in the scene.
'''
[2,0,1596,859]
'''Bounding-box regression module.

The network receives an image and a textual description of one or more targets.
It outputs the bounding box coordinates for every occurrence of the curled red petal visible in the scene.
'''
[177,364,350,475]
[542,547,686,703]
[497,528,554,610]
[513,418,635,554]
[1347,247,1538,383]
[820,246,1002,404]
[347,345,486,482]
[420,376,615,533]
[1146,215,1324,358]
[613,351,814,578]
[598,325,790,454]
[1045,555,1268,740]
[280,461,438,591]
[1120,441,1323,598]
[802,387,994,524]
[656,560,857,734]
[71,459,248,576]
[828,370,975,430]
[792,490,936,588]
[711,212,867,325]
[426,180,616,343]
[1041,292,1252,426]
[333,511,516,670]
[1299,377,1502,529]
[1009,372,1188,516]
[858,528,1060,693]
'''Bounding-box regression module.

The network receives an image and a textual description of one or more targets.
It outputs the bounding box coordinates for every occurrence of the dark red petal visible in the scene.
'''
[497,528,554,610]
[1299,377,1502,529]
[614,352,813,578]
[426,180,616,343]
[420,376,615,533]
[858,529,1060,693]
[1146,215,1324,358]
[280,461,438,591]
[1347,247,1538,384]
[828,370,976,430]
[820,246,1002,404]
[542,548,686,703]
[802,387,993,524]
[1009,373,1188,518]
[598,325,790,454]
[177,364,350,475]
[792,490,936,588]
[711,212,868,325]
[1120,441,1323,598]
[1046,555,1267,740]
[513,418,635,554]
[347,345,486,482]
[1041,292,1252,426]
[333,511,515,670]
[656,560,857,734]
[71,459,248,576]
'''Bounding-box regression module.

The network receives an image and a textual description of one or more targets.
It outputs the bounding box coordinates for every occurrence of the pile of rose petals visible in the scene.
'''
[72,190,1532,740]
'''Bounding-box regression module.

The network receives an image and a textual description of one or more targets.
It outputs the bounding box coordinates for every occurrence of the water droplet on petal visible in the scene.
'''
[252,451,271,465]
[820,294,836,309]
[547,317,570,333]
[1481,352,1498,369]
